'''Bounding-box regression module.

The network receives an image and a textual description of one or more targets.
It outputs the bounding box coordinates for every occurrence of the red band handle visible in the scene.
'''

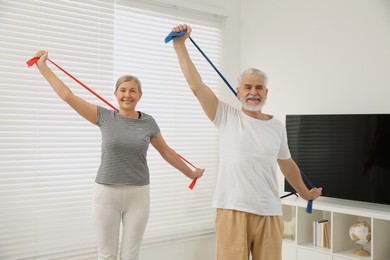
[26,57,39,67]
[188,178,197,189]
[177,153,199,190]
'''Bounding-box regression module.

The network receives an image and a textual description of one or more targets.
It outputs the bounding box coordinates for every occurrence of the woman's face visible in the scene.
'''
[114,80,142,110]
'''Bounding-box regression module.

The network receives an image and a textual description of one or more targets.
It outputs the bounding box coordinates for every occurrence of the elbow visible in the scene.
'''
[190,86,199,96]
[188,81,206,96]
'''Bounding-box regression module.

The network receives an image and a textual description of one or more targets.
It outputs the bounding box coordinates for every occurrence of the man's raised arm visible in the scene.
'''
[172,24,218,121]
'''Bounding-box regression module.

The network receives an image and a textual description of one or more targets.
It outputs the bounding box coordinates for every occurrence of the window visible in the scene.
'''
[0,0,223,258]
[114,0,223,244]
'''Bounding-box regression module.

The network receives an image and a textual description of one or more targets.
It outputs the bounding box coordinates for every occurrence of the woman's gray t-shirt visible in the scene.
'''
[95,106,160,185]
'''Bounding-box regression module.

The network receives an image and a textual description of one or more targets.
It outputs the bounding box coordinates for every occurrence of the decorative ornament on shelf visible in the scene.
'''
[349,221,371,257]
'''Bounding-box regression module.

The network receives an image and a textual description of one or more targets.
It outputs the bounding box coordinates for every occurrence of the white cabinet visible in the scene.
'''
[333,257,354,260]
[297,248,331,260]
[281,196,390,260]
[282,242,297,260]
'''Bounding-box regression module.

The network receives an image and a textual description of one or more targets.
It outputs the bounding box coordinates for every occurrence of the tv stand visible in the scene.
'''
[281,196,390,260]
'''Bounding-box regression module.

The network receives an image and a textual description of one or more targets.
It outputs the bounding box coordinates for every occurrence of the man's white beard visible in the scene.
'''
[242,96,266,112]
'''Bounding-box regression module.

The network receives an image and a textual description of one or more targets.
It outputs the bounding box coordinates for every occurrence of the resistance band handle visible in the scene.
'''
[165,31,237,96]
[306,200,313,214]
[177,153,200,190]
[164,31,185,43]
[26,57,39,67]
[300,169,314,214]
[188,178,197,190]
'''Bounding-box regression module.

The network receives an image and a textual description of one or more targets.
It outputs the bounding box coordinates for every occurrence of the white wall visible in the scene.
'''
[239,0,390,194]
[240,0,390,115]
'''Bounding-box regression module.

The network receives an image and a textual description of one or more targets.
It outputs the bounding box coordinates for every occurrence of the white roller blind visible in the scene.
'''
[1,0,115,259]
[114,0,223,244]
[0,0,223,258]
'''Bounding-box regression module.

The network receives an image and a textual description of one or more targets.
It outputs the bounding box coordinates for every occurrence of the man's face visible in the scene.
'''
[237,74,268,112]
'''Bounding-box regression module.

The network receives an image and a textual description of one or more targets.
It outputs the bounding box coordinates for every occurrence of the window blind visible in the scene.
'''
[0,0,223,258]
[114,0,222,245]
[0,0,115,259]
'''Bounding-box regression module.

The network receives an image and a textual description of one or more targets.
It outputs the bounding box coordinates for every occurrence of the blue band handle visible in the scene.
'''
[164,31,186,43]
[306,200,313,214]
[300,170,314,214]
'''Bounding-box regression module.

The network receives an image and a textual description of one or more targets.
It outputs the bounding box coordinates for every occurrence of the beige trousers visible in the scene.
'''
[216,209,284,260]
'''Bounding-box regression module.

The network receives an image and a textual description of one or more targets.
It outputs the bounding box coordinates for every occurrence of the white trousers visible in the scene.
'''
[92,183,150,260]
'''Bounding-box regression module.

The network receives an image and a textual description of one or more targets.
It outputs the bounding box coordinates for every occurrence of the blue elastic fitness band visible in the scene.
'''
[165,30,315,214]
[165,31,236,95]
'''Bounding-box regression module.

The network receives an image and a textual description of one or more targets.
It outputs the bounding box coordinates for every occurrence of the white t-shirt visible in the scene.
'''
[212,101,291,216]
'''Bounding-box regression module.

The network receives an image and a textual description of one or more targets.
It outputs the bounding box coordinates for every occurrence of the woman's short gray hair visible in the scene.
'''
[237,68,268,87]
[115,75,142,93]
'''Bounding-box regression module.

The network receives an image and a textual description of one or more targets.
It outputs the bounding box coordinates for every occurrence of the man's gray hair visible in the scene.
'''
[237,68,268,87]
[115,75,142,93]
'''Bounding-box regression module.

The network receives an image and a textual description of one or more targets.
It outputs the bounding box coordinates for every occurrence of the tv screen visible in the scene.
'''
[284,114,390,205]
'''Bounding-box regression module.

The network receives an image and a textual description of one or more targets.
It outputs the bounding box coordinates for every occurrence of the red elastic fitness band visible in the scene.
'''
[27,57,118,111]
[27,56,199,190]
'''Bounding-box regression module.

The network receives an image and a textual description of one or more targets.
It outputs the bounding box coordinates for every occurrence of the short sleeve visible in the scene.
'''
[97,106,112,126]
[213,100,232,129]
[277,126,291,160]
[148,116,161,140]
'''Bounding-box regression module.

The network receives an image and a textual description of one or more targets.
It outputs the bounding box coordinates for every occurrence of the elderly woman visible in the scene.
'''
[33,50,204,260]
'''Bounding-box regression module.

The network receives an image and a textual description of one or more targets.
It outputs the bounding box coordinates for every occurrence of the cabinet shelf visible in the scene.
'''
[298,243,331,253]
[282,196,390,260]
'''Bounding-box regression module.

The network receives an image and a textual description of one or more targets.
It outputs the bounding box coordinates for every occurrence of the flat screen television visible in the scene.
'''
[284,114,390,206]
